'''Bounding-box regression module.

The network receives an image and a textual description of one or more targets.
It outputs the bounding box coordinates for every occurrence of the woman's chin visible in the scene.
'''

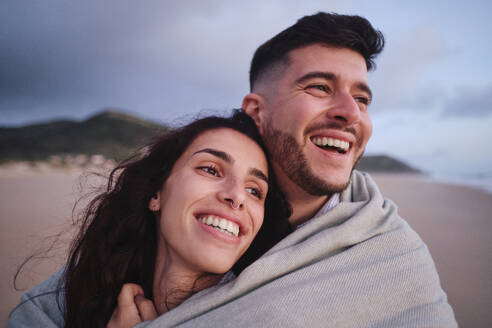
[196,257,236,275]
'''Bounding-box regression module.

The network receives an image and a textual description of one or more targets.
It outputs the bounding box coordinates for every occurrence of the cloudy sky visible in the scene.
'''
[1,0,491,181]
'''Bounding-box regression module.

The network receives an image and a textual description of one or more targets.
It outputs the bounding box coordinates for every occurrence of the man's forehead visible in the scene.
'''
[254,44,368,95]
[287,44,368,75]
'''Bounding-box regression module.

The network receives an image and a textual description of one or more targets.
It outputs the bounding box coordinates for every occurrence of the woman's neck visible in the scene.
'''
[152,250,222,314]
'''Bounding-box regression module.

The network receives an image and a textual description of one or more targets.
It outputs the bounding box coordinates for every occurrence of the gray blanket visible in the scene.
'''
[7,171,457,327]
[137,171,457,327]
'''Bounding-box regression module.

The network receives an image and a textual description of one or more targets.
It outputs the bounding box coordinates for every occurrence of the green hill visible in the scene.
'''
[355,155,420,173]
[0,110,167,163]
[0,111,421,173]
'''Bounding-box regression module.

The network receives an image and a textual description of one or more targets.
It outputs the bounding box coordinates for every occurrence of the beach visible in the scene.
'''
[372,173,492,327]
[1,167,491,327]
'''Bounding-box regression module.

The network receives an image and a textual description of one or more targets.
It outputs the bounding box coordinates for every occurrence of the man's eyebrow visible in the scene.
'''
[193,148,233,163]
[249,168,268,184]
[295,71,335,85]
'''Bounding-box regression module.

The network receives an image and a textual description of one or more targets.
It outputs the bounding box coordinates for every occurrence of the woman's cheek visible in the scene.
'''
[252,205,265,235]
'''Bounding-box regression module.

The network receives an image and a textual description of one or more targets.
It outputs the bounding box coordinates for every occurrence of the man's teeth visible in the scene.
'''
[312,137,349,152]
[198,215,239,237]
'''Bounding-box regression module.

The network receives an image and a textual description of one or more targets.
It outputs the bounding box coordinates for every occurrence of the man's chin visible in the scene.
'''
[293,170,352,196]
[304,179,350,196]
[264,124,356,196]
[303,169,354,196]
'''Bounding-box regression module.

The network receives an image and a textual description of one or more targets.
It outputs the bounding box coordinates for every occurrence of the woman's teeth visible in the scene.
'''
[312,137,349,153]
[198,215,239,237]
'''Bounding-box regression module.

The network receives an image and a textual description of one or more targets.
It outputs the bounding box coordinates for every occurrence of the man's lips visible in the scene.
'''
[311,136,350,153]
[305,122,357,154]
[309,129,355,154]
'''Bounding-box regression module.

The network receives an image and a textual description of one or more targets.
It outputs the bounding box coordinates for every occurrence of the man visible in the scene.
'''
[242,12,379,226]
[139,12,457,327]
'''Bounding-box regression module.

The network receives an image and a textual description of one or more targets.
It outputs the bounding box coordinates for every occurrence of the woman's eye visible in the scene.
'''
[246,187,263,200]
[198,166,219,177]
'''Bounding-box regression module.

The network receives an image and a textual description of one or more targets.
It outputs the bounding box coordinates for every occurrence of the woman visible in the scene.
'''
[8,111,291,328]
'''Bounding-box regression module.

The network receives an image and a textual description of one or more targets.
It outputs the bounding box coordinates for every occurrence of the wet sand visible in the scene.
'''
[1,168,491,327]
[0,165,105,327]
[372,173,492,328]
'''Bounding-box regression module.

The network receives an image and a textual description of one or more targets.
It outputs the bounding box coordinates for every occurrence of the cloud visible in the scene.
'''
[0,0,356,125]
[370,23,451,111]
[0,1,254,122]
[441,84,492,118]
[368,109,492,176]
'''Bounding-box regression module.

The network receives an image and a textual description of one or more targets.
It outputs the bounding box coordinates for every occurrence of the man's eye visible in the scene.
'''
[198,166,219,177]
[308,84,329,92]
[305,84,331,97]
[246,187,263,200]
[354,96,370,106]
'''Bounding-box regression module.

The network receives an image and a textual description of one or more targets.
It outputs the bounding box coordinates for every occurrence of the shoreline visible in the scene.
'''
[428,173,492,195]
[3,161,491,195]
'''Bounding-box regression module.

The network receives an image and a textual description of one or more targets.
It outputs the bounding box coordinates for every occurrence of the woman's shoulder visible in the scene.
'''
[6,269,66,328]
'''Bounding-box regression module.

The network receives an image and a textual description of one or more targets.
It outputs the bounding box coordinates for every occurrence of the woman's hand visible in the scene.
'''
[107,283,157,328]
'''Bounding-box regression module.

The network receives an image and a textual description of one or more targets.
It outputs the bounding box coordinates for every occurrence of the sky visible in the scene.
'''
[1,0,491,181]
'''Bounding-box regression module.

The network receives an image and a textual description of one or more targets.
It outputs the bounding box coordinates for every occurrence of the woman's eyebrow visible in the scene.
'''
[193,148,233,163]
[194,148,268,183]
[249,168,268,184]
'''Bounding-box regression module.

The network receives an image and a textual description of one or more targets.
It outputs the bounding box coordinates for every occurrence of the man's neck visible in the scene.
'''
[274,169,331,227]
[287,190,330,227]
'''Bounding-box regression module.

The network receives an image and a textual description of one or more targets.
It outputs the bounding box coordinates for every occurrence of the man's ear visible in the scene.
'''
[148,193,161,212]
[242,93,266,135]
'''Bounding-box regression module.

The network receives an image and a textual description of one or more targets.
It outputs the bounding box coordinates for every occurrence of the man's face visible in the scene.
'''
[246,44,373,195]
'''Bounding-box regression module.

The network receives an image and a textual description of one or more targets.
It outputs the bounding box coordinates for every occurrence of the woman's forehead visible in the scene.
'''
[185,128,267,168]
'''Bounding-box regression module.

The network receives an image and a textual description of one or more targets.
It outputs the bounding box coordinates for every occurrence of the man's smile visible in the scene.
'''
[311,136,350,154]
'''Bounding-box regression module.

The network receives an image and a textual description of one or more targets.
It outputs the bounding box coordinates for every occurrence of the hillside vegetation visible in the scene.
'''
[0,110,420,173]
[355,154,420,173]
[0,110,166,163]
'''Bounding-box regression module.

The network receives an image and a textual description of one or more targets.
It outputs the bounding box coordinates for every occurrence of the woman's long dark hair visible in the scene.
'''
[64,110,291,328]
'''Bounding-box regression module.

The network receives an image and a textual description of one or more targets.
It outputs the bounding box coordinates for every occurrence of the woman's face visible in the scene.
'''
[150,128,269,275]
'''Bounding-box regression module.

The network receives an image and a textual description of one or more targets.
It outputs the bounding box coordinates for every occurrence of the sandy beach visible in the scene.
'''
[1,167,491,327]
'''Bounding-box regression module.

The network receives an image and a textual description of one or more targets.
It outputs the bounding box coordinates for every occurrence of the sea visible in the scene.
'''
[428,172,492,195]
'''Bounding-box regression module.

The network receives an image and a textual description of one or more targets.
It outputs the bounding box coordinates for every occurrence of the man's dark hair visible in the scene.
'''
[249,12,385,90]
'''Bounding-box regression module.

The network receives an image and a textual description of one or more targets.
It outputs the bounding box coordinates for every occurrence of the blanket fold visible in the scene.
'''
[137,171,456,328]
[7,171,457,327]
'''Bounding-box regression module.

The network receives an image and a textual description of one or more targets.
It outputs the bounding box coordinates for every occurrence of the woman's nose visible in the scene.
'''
[217,182,245,210]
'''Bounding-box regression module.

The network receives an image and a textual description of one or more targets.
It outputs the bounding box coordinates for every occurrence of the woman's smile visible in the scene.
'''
[196,214,241,238]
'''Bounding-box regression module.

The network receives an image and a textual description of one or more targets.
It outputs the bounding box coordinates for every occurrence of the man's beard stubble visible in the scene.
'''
[263,123,357,196]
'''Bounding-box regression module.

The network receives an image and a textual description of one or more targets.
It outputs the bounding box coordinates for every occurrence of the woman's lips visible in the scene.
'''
[196,214,239,237]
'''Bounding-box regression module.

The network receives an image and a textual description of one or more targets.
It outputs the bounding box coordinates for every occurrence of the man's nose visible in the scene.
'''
[325,92,361,126]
